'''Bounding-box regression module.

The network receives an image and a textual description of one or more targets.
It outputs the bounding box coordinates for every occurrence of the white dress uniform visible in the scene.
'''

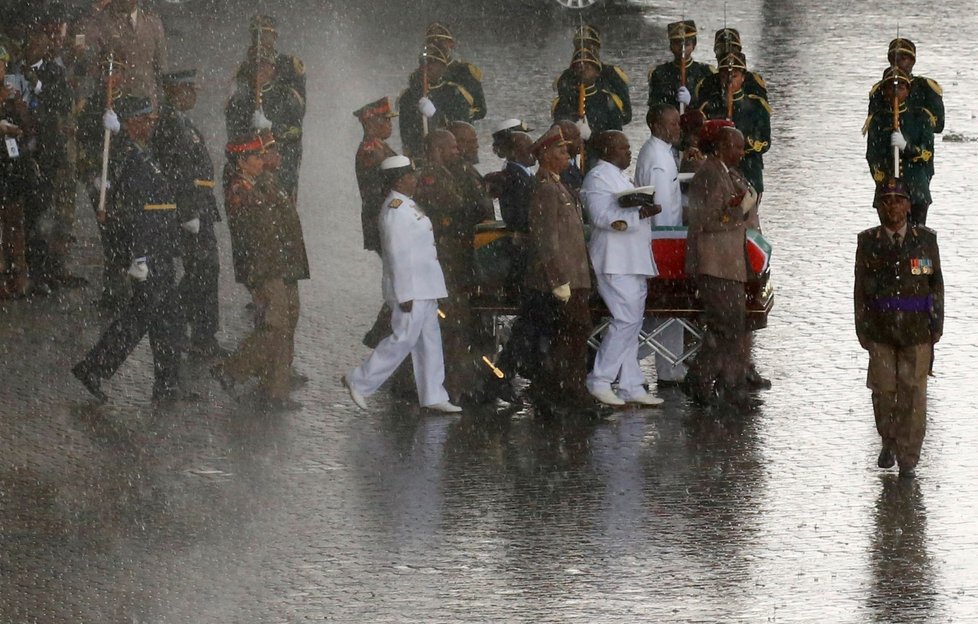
[347,190,452,407]
[635,135,688,382]
[581,159,657,401]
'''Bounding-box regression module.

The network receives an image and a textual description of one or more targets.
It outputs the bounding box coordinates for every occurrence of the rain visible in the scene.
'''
[2,0,978,621]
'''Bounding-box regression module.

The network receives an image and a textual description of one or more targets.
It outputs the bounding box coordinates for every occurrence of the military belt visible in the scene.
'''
[144,203,177,211]
[194,179,215,189]
[869,295,932,313]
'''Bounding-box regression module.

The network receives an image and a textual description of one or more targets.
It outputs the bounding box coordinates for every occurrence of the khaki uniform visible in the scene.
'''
[355,137,396,253]
[855,225,943,471]
[79,8,167,104]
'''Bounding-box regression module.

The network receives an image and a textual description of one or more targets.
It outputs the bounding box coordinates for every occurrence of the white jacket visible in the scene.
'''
[580,160,657,276]
[635,135,683,227]
[380,190,448,305]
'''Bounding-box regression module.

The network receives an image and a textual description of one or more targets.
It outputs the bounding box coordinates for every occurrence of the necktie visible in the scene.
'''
[893,233,902,248]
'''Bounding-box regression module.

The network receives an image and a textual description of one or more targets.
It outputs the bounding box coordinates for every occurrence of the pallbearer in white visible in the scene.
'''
[343,156,461,413]
[581,131,664,407]
[635,104,687,384]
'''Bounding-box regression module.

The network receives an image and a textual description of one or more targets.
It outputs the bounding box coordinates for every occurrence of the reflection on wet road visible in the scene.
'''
[3,0,978,621]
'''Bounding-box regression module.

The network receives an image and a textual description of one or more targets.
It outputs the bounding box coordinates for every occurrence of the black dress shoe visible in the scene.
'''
[290,371,310,387]
[899,466,917,479]
[745,368,772,390]
[877,447,896,469]
[188,340,231,359]
[209,364,237,397]
[72,363,107,403]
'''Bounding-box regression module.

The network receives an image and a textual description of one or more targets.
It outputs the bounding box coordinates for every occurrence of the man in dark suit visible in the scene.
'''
[855,177,943,479]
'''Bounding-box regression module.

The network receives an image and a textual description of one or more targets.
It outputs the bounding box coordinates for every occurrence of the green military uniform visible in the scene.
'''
[237,50,306,102]
[864,67,935,225]
[867,37,944,134]
[422,21,487,122]
[648,60,715,108]
[854,178,943,476]
[555,24,631,126]
[697,53,771,193]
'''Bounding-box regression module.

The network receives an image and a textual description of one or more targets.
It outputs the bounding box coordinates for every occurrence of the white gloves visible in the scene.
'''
[576,116,592,141]
[418,97,436,118]
[552,282,571,303]
[181,217,200,234]
[102,109,120,134]
[677,86,692,106]
[127,257,149,281]
[252,108,273,130]
[741,187,758,216]
[92,176,110,191]
[891,131,908,151]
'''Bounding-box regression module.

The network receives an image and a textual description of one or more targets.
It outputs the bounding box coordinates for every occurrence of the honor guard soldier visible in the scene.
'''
[354,97,398,254]
[552,48,630,169]
[865,66,935,226]
[697,51,771,197]
[421,22,486,122]
[155,69,224,357]
[343,155,462,414]
[398,45,479,158]
[72,96,184,406]
[235,14,306,101]
[555,25,631,129]
[647,20,715,111]
[855,177,943,479]
[867,38,943,134]
[695,28,769,103]
[212,133,310,411]
[226,46,306,198]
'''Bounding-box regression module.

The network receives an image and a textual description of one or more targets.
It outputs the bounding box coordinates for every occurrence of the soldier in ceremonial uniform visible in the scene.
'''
[552,48,630,169]
[697,51,771,197]
[695,28,769,103]
[523,126,593,410]
[854,177,943,479]
[226,46,305,198]
[354,96,398,254]
[211,133,309,411]
[398,45,478,158]
[555,24,631,130]
[867,38,943,134]
[865,66,934,226]
[235,14,306,101]
[420,22,486,122]
[154,69,224,357]
[342,155,462,414]
[72,96,183,406]
[647,20,715,111]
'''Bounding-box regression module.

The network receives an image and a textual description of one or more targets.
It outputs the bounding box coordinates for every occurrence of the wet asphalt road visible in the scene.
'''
[3,0,978,622]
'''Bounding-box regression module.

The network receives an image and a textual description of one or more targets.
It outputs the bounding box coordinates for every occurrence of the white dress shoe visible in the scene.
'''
[425,401,463,413]
[342,375,368,410]
[588,387,625,406]
[625,392,664,406]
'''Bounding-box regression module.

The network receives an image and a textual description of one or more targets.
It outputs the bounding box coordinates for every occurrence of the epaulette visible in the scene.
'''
[868,80,882,98]
[292,56,305,76]
[747,94,771,113]
[861,113,874,136]
[550,97,559,116]
[923,77,942,96]
[388,198,403,209]
[912,224,937,236]
[467,63,483,82]
[290,87,305,109]
[752,72,767,90]
[612,65,630,85]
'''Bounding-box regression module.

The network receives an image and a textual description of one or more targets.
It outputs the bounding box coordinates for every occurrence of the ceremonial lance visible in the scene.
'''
[96,53,115,223]
[679,21,687,115]
[892,68,901,179]
[421,47,429,137]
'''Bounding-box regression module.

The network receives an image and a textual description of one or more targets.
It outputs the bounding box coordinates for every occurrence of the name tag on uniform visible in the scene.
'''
[5,137,19,158]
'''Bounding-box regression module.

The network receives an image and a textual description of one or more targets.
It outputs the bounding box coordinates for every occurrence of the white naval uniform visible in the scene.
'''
[581,159,657,401]
[347,190,451,407]
[635,136,688,382]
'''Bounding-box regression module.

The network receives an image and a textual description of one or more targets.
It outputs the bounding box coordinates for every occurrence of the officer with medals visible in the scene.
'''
[697,50,771,199]
[867,38,943,134]
[152,69,225,358]
[354,96,398,254]
[225,45,305,199]
[420,22,486,123]
[235,14,306,101]
[72,96,183,406]
[552,48,630,169]
[865,66,935,226]
[647,20,715,111]
[554,25,631,131]
[855,177,943,479]
[343,155,462,414]
[398,45,478,158]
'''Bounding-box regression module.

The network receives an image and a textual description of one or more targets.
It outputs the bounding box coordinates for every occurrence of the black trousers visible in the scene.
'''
[88,187,130,300]
[178,220,221,345]
[81,257,181,395]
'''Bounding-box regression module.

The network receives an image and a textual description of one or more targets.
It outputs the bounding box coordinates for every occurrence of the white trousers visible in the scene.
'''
[587,273,648,399]
[642,318,687,382]
[348,298,450,407]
